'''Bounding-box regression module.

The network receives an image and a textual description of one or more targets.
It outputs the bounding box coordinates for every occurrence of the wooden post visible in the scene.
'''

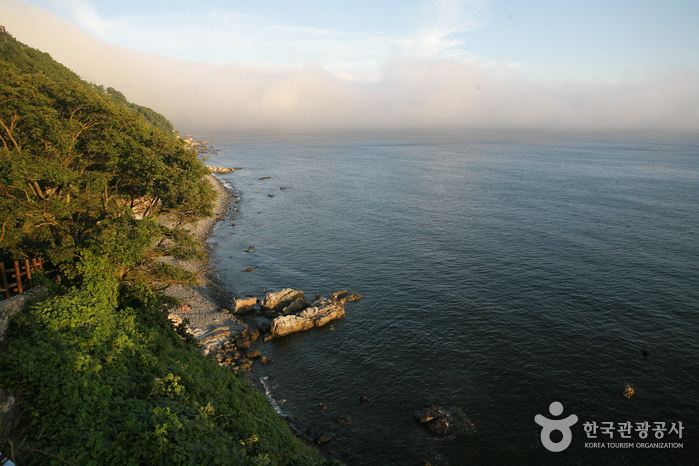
[0,263,8,299]
[24,259,32,289]
[38,257,44,270]
[13,261,22,294]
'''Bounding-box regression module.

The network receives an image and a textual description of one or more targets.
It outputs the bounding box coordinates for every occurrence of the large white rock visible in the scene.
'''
[270,314,315,337]
[269,298,345,338]
[261,289,305,310]
[299,299,345,327]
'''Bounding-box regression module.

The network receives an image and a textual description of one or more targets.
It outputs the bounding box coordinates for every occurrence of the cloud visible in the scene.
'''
[27,0,490,77]
[1,0,698,134]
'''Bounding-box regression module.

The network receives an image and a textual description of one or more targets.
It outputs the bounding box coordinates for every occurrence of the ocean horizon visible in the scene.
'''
[201,130,698,465]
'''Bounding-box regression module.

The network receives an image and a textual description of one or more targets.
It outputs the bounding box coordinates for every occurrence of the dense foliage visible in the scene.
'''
[0,33,332,465]
[0,57,212,281]
[0,32,174,132]
[1,273,331,465]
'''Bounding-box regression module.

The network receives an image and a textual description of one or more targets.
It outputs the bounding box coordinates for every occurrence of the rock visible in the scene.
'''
[204,165,235,174]
[242,267,257,272]
[201,329,231,344]
[261,289,305,310]
[333,416,352,426]
[415,406,450,435]
[268,194,275,198]
[426,417,449,435]
[332,290,362,304]
[234,329,259,349]
[282,297,310,315]
[257,321,272,334]
[1,395,16,414]
[416,461,432,466]
[270,314,315,337]
[318,402,327,410]
[267,298,345,338]
[316,433,332,445]
[259,176,271,180]
[360,395,371,404]
[298,299,345,327]
[233,297,257,314]
[245,350,261,359]
[414,406,438,424]
[622,385,635,399]
[260,356,274,365]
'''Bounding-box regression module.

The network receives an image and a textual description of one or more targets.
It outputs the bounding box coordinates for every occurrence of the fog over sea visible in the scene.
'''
[202,131,698,465]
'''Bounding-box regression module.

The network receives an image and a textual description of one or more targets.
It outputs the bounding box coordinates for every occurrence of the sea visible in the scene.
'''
[200,131,698,465]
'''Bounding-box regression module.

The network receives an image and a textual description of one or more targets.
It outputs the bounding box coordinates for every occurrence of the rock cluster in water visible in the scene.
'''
[258,289,361,340]
[204,165,236,174]
[213,289,360,372]
[414,406,450,435]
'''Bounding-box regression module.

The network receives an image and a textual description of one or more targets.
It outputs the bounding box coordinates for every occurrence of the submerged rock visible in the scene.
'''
[316,433,332,445]
[332,290,362,304]
[333,416,352,426]
[415,406,450,435]
[261,289,305,310]
[257,320,272,334]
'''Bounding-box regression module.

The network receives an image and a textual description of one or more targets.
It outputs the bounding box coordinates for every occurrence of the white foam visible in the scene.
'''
[259,376,284,415]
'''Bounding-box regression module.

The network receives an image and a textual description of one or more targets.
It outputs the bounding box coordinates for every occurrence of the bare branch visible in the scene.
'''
[0,115,19,149]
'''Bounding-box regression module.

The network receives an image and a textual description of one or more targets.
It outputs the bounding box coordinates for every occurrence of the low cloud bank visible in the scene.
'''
[2,0,698,134]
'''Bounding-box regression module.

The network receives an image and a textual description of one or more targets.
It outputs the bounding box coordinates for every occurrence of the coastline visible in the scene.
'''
[164,174,249,354]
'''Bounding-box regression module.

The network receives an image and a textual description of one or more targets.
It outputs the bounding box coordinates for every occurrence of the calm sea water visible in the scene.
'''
[202,131,699,465]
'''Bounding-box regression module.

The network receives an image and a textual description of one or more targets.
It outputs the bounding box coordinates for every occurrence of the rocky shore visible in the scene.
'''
[164,170,359,373]
[163,173,249,355]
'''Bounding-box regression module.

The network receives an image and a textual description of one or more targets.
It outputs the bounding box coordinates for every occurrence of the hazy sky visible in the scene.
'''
[1,0,699,133]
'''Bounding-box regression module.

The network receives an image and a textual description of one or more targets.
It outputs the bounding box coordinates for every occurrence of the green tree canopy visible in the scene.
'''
[0,60,213,281]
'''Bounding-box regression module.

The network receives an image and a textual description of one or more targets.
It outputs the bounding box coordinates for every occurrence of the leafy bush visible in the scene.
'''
[0,283,335,465]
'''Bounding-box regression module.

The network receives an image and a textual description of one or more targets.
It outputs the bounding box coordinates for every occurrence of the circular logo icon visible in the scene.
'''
[534,401,578,452]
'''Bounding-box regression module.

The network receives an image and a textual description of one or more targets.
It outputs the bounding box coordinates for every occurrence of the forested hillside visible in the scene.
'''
[0,31,174,132]
[0,32,333,465]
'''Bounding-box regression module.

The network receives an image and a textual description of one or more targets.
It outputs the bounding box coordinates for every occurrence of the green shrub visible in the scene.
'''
[0,284,335,465]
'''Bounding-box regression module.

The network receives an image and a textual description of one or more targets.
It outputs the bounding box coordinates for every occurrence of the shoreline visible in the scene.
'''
[164,174,250,354]
[165,170,348,457]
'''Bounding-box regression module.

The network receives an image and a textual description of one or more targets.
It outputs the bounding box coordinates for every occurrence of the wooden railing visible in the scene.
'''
[0,258,43,301]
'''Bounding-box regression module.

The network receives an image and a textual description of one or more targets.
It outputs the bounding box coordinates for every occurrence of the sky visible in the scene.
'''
[1,0,699,133]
